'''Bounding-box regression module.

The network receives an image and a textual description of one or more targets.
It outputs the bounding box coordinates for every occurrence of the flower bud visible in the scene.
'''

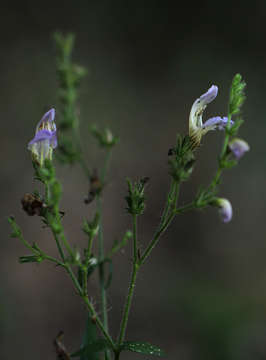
[213,198,233,223]
[228,138,249,160]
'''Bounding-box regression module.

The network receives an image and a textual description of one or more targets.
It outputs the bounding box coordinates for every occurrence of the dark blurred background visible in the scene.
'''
[1,0,265,359]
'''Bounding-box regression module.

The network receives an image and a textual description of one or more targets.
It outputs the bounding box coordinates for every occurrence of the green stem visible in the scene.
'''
[97,195,109,337]
[51,229,66,262]
[139,182,180,266]
[65,263,83,296]
[17,232,36,253]
[60,232,75,261]
[82,296,116,352]
[118,263,139,345]
[117,215,139,346]
[133,215,137,262]
[159,180,175,227]
[64,263,116,352]
[175,202,195,214]
[87,233,94,261]
[97,149,112,360]
[40,253,65,267]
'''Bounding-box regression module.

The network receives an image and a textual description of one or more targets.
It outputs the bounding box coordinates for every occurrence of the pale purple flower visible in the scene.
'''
[189,85,232,148]
[215,198,233,223]
[28,108,57,165]
[228,138,250,160]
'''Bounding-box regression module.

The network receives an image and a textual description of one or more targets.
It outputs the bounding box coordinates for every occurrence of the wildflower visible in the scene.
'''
[28,108,57,165]
[213,198,233,223]
[228,138,250,160]
[189,85,233,148]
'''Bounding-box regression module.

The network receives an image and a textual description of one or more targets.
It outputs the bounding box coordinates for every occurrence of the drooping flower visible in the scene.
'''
[189,85,233,148]
[28,108,57,165]
[214,198,233,223]
[228,138,250,160]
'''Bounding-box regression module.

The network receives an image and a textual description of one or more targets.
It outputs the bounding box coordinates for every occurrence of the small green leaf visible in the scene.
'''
[121,341,165,357]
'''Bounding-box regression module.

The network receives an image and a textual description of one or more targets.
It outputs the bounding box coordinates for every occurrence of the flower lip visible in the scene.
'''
[202,116,233,130]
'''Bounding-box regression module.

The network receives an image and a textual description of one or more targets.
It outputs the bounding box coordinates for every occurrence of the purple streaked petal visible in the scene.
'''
[203,116,233,130]
[199,85,218,106]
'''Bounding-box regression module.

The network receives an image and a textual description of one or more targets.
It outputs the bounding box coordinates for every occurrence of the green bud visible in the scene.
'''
[82,213,100,237]
[168,135,195,182]
[229,73,246,116]
[90,125,119,148]
[54,32,75,59]
[125,177,149,215]
[73,249,81,263]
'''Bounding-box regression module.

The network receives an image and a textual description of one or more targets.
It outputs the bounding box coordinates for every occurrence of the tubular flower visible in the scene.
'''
[228,138,250,160]
[189,85,233,148]
[215,198,233,223]
[28,108,57,166]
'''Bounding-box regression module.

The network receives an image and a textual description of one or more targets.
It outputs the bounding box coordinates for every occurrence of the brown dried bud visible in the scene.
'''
[21,193,46,216]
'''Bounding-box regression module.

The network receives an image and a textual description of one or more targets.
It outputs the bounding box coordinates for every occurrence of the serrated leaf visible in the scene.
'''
[121,341,165,357]
[71,339,110,358]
